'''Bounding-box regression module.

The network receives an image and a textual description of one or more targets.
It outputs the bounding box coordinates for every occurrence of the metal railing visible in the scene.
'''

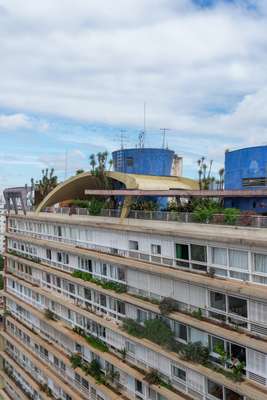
[42,207,267,228]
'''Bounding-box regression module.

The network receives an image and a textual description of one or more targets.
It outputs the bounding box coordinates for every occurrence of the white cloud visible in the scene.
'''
[0,113,31,130]
[0,0,267,167]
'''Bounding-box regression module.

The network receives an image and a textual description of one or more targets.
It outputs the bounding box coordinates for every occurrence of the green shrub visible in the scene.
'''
[159,297,179,315]
[223,208,240,225]
[144,369,161,385]
[85,335,109,352]
[122,319,145,338]
[143,319,174,349]
[44,309,57,320]
[70,353,83,369]
[89,359,102,379]
[179,342,209,365]
[101,281,127,293]
[192,308,202,320]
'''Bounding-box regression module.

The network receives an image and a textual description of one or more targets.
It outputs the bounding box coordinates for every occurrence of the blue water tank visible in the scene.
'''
[112,148,175,176]
[225,145,267,212]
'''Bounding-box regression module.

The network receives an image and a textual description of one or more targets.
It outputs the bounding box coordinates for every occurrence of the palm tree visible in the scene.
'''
[89,154,96,172]
[218,168,225,190]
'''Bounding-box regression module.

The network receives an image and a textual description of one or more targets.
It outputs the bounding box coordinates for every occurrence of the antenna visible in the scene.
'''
[138,131,145,148]
[160,128,170,148]
[119,129,126,149]
[143,102,146,140]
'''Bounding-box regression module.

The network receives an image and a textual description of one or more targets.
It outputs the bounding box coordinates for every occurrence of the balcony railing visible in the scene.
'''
[41,207,267,228]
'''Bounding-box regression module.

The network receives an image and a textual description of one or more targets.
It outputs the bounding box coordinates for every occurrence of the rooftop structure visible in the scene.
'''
[1,170,267,400]
[112,147,182,176]
[225,145,267,212]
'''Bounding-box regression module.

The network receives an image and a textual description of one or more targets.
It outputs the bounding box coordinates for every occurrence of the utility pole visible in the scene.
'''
[160,128,170,149]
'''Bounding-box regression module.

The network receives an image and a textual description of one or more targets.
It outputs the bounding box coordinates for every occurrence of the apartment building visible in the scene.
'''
[0,203,267,400]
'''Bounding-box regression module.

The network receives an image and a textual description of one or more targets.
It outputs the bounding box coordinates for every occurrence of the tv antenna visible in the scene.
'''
[160,128,170,148]
[138,130,145,148]
[119,129,126,149]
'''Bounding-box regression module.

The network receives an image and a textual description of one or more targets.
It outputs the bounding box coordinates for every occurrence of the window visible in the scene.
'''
[117,301,125,315]
[101,264,107,276]
[126,341,135,354]
[118,268,125,281]
[191,244,206,262]
[228,296,247,318]
[171,365,186,381]
[176,244,189,260]
[224,388,243,400]
[229,250,248,270]
[242,177,266,187]
[100,294,107,307]
[151,244,161,255]
[174,322,187,342]
[210,292,226,311]
[129,240,139,251]
[212,247,227,266]
[46,249,52,260]
[84,288,91,300]
[210,336,225,356]
[207,380,223,399]
[137,309,148,323]
[254,253,267,274]
[126,157,134,166]
[135,380,143,394]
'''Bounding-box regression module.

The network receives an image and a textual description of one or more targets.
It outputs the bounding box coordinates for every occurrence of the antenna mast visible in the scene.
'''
[160,128,170,148]
[119,129,126,149]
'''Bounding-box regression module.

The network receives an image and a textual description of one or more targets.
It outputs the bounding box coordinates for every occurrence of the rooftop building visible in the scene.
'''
[225,145,267,212]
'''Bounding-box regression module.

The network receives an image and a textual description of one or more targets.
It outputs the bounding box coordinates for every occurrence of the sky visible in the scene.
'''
[0,0,267,187]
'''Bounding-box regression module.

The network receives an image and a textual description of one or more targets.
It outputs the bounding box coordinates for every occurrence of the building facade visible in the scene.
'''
[1,210,267,400]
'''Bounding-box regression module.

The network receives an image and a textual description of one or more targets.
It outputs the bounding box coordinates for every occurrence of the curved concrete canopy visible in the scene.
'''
[36,171,198,213]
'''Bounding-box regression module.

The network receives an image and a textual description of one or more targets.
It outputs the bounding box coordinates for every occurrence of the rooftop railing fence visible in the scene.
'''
[42,207,267,228]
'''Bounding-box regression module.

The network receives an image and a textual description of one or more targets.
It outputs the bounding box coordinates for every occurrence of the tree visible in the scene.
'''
[197,157,213,190]
[218,168,225,190]
[32,168,58,205]
[76,169,84,175]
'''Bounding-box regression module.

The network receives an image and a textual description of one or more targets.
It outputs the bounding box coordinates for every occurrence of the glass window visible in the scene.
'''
[117,301,125,315]
[137,309,148,323]
[129,240,139,251]
[174,322,187,342]
[229,250,248,270]
[212,247,227,266]
[224,388,243,400]
[210,292,226,311]
[126,341,135,354]
[135,380,143,394]
[118,268,125,281]
[46,249,52,260]
[210,336,225,355]
[207,379,223,399]
[230,343,246,364]
[151,244,161,255]
[100,294,106,307]
[126,157,134,166]
[171,365,186,381]
[228,296,247,318]
[254,253,267,274]
[176,244,189,260]
[191,244,207,262]
[101,264,107,276]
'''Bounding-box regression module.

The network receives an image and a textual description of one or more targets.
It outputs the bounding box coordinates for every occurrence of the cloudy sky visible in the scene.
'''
[0,0,267,187]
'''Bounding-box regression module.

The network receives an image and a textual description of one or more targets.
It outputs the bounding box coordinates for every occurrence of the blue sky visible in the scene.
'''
[0,0,267,188]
